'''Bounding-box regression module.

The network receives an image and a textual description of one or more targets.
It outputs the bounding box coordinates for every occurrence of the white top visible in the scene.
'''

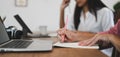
[66,7,114,33]
[66,7,114,57]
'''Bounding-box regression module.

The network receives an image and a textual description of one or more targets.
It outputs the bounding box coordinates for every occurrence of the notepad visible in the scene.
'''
[54,42,99,49]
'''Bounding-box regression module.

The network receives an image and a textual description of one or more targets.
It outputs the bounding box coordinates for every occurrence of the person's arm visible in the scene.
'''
[98,20,120,49]
[100,20,120,35]
[73,31,96,41]
[59,0,70,28]
[79,19,120,50]
[60,9,65,28]
[109,35,120,52]
[64,30,96,42]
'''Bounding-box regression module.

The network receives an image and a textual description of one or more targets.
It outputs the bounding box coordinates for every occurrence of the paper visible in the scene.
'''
[54,42,99,49]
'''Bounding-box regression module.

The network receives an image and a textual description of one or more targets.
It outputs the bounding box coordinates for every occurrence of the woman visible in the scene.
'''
[58,0,114,56]
[79,19,120,57]
[59,0,114,41]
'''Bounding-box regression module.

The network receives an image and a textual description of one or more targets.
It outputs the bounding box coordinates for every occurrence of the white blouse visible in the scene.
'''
[66,7,114,33]
[66,7,114,57]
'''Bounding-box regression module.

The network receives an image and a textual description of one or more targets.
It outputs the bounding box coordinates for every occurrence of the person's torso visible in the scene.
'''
[78,11,102,33]
[76,7,113,33]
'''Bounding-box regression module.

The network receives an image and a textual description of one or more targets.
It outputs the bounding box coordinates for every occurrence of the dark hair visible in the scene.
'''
[74,0,106,30]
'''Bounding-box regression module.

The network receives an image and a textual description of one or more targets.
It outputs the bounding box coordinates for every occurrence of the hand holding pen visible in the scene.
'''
[58,15,69,42]
[58,0,71,42]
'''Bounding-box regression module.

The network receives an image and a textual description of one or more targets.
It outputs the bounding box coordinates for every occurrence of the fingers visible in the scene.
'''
[58,33,73,42]
[57,32,68,42]
[64,0,70,3]
[64,30,73,39]
[57,28,66,35]
[65,31,71,37]
[62,0,70,8]
[79,34,102,46]
[88,38,99,46]
[79,36,98,46]
[86,34,110,46]
[57,34,65,42]
[85,36,97,46]
[57,28,69,42]
[79,39,91,46]
[58,29,82,43]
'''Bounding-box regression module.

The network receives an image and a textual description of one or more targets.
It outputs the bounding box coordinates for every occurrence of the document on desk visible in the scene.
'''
[54,42,99,49]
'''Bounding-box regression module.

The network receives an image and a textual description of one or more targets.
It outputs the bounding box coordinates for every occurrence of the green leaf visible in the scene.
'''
[114,2,120,11]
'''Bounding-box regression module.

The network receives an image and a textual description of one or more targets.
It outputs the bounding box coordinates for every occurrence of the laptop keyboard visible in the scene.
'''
[0,40,33,48]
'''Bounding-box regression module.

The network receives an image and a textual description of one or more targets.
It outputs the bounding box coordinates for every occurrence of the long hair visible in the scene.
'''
[74,0,106,30]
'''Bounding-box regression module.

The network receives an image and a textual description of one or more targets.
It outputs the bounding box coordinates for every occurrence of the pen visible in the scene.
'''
[61,4,70,42]
[61,15,69,42]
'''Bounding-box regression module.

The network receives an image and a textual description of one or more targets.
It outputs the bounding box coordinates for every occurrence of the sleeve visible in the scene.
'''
[66,14,75,31]
[100,20,120,35]
[99,20,120,50]
[101,9,114,32]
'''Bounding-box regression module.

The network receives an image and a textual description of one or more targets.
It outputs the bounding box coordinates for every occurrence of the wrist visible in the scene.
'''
[107,34,115,42]
[60,8,65,12]
[60,6,65,11]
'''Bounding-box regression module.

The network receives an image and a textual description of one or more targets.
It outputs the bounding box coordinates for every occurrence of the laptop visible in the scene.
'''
[0,18,53,52]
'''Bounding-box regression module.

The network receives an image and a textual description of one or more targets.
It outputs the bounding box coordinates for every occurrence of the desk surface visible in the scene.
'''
[0,38,108,57]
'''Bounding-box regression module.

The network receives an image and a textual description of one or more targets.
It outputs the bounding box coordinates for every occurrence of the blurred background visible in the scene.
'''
[0,0,119,32]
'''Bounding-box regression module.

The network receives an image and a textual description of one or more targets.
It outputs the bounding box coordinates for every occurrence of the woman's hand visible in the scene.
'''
[57,29,78,42]
[64,30,79,42]
[57,28,66,35]
[61,0,70,10]
[57,28,68,42]
[79,34,111,46]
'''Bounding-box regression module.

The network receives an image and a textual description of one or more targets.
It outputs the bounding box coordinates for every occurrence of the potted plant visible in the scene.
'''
[114,2,120,11]
[113,2,120,24]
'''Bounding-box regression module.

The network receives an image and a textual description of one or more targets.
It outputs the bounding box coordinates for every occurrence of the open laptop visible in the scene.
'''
[0,18,53,52]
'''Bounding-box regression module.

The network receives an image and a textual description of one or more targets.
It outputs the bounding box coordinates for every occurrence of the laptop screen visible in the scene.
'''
[0,19,10,44]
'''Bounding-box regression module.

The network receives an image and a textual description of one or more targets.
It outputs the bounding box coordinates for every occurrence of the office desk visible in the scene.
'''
[0,38,108,57]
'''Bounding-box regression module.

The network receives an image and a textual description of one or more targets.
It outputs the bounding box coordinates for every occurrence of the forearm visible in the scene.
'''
[73,31,96,41]
[60,9,65,28]
[109,35,120,52]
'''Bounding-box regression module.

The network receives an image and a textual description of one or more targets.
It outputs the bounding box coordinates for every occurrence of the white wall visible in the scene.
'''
[101,0,119,10]
[0,0,63,32]
[0,0,119,32]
